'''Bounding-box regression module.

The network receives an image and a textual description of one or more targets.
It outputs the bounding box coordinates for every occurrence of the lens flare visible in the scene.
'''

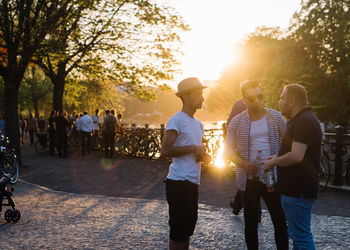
[100,158,113,170]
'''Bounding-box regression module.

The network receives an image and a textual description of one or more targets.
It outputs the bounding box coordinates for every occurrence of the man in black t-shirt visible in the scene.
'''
[263,84,322,250]
[55,111,69,158]
[48,111,57,155]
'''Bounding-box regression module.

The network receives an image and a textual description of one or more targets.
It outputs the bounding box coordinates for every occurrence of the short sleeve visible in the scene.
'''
[166,115,179,133]
[199,121,204,135]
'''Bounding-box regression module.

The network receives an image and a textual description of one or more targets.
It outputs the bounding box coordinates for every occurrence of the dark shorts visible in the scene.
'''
[165,179,198,242]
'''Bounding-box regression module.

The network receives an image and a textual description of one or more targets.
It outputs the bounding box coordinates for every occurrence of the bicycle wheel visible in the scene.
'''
[345,159,350,185]
[144,138,160,159]
[118,137,133,157]
[34,140,47,154]
[319,155,330,192]
[2,153,19,184]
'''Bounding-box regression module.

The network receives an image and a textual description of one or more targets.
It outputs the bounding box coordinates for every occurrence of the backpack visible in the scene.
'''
[104,115,116,134]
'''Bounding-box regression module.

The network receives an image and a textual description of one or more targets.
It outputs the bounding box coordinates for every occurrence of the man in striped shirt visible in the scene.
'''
[225,80,288,250]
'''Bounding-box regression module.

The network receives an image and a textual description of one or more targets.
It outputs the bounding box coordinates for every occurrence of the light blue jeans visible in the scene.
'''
[281,195,316,250]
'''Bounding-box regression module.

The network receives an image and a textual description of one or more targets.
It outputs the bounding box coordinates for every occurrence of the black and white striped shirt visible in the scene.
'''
[225,108,287,190]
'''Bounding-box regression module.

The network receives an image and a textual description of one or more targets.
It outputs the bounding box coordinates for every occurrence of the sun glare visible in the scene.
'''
[173,0,302,82]
[213,139,226,168]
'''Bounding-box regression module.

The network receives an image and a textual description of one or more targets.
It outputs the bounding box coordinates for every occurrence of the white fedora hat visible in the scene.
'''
[175,77,207,97]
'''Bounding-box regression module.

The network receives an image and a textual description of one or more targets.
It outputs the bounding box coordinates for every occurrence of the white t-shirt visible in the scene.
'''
[91,114,100,131]
[166,111,204,185]
[75,119,81,131]
[78,115,93,133]
[248,116,271,182]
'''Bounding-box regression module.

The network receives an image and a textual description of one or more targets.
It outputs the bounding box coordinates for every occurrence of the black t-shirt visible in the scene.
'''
[55,116,69,135]
[48,117,55,132]
[277,107,322,199]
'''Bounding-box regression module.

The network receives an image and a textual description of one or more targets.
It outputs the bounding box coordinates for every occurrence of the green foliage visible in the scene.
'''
[206,27,318,118]
[63,78,125,115]
[19,66,52,117]
[33,0,189,110]
[206,0,350,126]
[0,0,94,154]
[289,0,350,125]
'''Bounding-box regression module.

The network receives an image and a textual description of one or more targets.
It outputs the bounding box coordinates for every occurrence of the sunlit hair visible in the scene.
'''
[284,84,308,106]
[240,80,260,97]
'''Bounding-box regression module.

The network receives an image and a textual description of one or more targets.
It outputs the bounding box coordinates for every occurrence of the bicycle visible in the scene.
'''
[0,135,21,222]
[342,149,350,185]
[0,135,19,184]
[138,128,161,159]
[319,145,331,192]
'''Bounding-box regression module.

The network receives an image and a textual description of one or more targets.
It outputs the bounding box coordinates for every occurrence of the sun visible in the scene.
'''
[172,0,301,82]
[180,35,241,82]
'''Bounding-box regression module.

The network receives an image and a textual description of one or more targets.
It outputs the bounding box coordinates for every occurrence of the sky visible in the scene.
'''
[170,0,303,85]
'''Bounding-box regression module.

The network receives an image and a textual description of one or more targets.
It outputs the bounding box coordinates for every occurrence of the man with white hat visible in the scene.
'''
[161,77,207,250]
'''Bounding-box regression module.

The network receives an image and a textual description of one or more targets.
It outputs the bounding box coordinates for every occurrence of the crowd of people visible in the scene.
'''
[17,109,124,158]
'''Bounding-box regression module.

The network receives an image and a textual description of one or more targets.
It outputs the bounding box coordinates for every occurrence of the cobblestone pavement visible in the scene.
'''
[0,145,349,249]
[0,181,349,249]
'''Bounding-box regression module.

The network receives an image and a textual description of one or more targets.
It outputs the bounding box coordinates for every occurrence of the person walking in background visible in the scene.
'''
[48,111,56,155]
[78,111,93,156]
[0,115,6,137]
[110,109,117,122]
[227,99,246,125]
[103,110,117,158]
[37,115,47,133]
[19,115,27,145]
[55,110,69,158]
[28,113,37,146]
[71,114,80,150]
[161,77,207,250]
[70,110,77,121]
[225,80,288,250]
[263,84,322,250]
[91,109,100,150]
[116,113,124,135]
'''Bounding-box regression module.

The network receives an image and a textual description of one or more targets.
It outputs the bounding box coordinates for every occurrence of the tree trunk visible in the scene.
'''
[51,63,67,112]
[4,83,22,166]
[33,99,39,118]
[52,79,65,111]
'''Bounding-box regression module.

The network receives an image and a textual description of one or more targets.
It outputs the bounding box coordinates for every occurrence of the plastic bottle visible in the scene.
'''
[265,169,275,192]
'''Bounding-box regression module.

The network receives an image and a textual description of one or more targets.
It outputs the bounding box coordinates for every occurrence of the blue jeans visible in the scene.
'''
[281,195,316,250]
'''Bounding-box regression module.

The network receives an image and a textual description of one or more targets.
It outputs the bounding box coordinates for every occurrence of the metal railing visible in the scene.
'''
[68,123,350,185]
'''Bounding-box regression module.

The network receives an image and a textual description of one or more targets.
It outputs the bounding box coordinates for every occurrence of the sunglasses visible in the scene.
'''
[245,93,263,103]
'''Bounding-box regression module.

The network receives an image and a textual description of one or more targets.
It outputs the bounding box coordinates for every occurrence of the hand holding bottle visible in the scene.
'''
[242,160,259,175]
[195,145,207,162]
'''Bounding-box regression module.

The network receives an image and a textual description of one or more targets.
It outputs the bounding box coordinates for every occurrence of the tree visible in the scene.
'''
[205,27,321,117]
[33,0,188,111]
[19,65,52,118]
[63,78,125,114]
[0,0,90,160]
[289,0,350,126]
